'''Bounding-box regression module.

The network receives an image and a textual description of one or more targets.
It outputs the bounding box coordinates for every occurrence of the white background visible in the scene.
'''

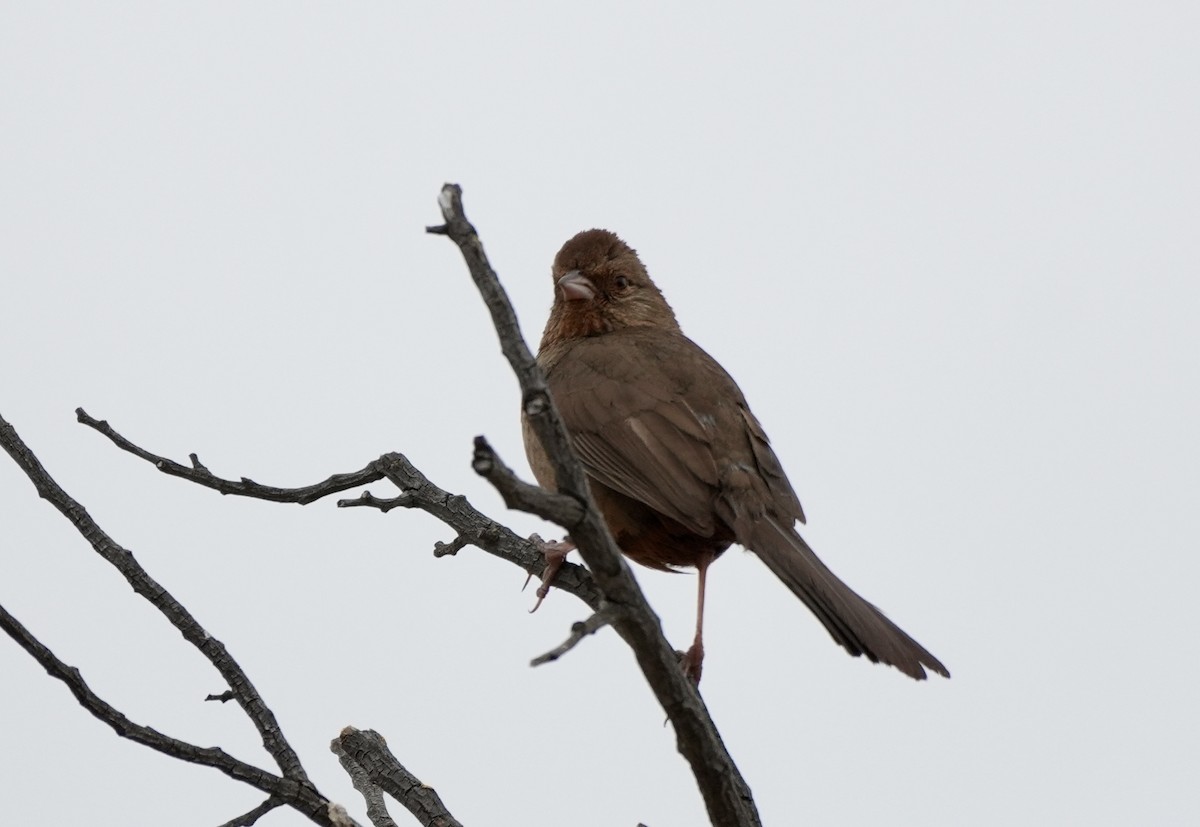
[2,3,1197,825]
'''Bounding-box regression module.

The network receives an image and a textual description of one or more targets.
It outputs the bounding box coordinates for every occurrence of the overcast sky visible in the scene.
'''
[2,3,1198,826]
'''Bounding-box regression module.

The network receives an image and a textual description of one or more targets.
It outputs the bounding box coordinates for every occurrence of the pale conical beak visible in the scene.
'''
[556,270,596,301]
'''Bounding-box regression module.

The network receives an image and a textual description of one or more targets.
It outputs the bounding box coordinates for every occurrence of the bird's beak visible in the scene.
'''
[556,270,596,302]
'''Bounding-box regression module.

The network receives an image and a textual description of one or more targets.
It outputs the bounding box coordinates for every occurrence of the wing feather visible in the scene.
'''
[546,330,803,538]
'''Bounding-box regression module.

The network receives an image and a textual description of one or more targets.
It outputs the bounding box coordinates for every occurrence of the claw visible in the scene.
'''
[525,536,576,612]
[680,641,705,686]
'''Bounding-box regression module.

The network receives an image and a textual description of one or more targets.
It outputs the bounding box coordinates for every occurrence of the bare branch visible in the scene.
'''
[338,490,415,512]
[432,535,469,558]
[216,797,284,827]
[429,184,762,827]
[75,410,606,613]
[0,601,339,824]
[367,451,604,610]
[77,407,385,504]
[471,436,584,526]
[333,728,462,827]
[1,413,312,784]
[331,735,400,827]
[531,605,618,666]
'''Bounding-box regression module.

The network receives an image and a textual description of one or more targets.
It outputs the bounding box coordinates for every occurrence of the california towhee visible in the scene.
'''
[523,229,948,683]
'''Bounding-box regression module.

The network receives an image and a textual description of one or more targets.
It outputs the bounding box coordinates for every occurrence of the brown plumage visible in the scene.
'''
[523,229,949,682]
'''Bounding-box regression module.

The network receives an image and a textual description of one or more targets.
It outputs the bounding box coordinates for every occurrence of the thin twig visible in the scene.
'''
[77,407,385,504]
[432,535,469,558]
[531,605,618,666]
[216,797,285,827]
[339,490,414,512]
[472,436,585,526]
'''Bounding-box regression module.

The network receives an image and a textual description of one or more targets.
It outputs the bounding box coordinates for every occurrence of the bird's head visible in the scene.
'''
[541,229,680,343]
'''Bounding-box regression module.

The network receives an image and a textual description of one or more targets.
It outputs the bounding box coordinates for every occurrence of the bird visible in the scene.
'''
[522,229,949,684]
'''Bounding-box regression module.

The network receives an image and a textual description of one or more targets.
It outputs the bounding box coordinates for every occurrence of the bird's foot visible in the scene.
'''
[679,640,705,686]
[524,534,576,612]
[664,643,706,724]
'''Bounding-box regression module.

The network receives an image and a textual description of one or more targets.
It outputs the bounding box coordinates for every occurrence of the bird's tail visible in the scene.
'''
[746,515,949,680]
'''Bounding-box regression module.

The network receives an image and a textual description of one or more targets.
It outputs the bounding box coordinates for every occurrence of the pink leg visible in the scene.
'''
[680,553,714,685]
[524,537,576,612]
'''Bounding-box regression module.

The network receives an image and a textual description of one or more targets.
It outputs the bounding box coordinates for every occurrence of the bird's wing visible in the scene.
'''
[546,330,804,536]
[738,404,806,525]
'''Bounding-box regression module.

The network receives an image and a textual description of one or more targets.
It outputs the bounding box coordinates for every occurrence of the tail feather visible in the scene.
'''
[747,516,949,680]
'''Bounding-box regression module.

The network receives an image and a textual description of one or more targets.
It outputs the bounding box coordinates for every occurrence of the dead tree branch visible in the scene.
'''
[214,797,285,827]
[332,727,462,827]
[531,605,619,667]
[75,412,604,612]
[0,414,354,825]
[1,414,311,785]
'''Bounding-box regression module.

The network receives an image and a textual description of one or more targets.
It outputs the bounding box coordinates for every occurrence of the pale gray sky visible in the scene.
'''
[2,3,1198,825]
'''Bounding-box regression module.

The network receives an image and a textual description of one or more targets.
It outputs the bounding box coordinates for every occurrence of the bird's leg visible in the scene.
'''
[524,535,576,612]
[680,552,715,685]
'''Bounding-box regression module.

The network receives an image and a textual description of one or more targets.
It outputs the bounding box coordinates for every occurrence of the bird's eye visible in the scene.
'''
[614,275,630,291]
